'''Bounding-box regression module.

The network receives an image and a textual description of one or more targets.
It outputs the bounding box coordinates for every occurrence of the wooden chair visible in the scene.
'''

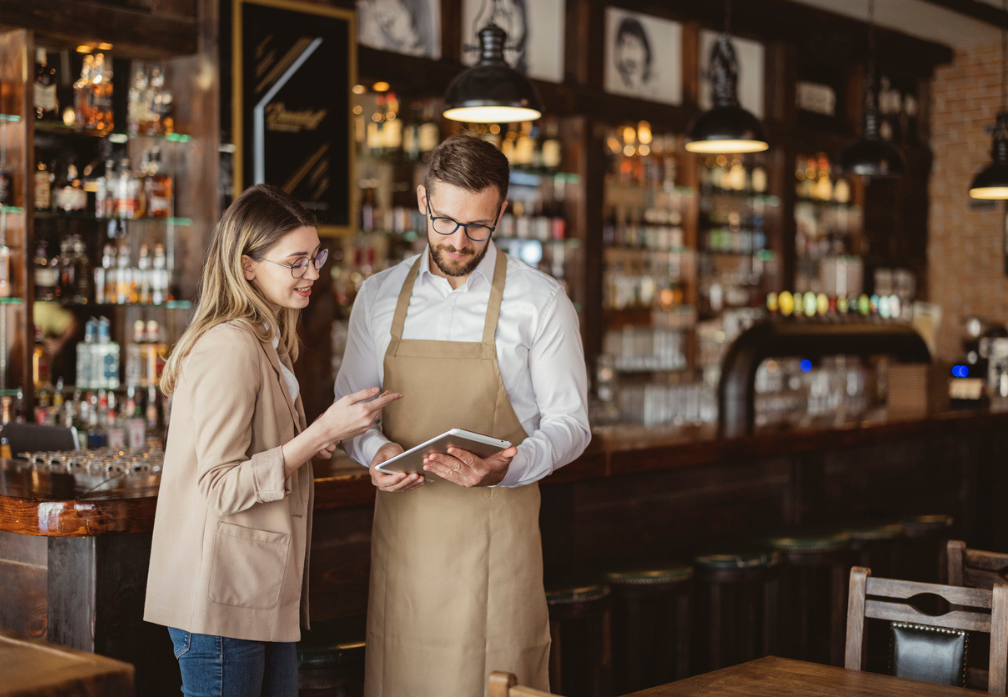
[845,566,1008,693]
[948,540,1008,589]
[488,671,564,697]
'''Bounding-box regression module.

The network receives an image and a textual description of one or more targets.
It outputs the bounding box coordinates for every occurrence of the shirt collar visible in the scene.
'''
[418,240,498,290]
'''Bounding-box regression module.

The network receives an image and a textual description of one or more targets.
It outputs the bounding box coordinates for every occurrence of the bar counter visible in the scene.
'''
[2,407,1007,693]
[2,406,1007,534]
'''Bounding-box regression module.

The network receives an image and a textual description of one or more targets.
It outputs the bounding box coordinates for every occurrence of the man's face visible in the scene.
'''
[418,181,503,278]
[616,34,648,84]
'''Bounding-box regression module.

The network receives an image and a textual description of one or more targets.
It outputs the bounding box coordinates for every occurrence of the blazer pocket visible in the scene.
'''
[208,522,291,609]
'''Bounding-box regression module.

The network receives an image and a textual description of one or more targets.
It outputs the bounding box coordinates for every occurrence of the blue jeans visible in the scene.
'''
[168,627,298,697]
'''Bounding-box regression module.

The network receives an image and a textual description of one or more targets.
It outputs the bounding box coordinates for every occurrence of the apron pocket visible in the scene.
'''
[208,522,290,609]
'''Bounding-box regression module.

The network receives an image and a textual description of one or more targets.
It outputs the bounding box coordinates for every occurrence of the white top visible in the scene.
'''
[271,332,300,403]
[334,242,591,487]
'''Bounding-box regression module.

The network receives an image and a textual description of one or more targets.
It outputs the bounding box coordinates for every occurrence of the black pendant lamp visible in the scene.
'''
[443,1,542,124]
[685,0,768,154]
[969,0,1008,199]
[839,0,904,177]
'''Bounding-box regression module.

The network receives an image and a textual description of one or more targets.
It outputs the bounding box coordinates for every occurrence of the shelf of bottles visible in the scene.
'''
[5,45,192,438]
[794,152,864,301]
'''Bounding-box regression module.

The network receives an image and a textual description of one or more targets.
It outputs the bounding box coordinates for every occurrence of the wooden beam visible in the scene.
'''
[916,0,1008,29]
[0,0,198,57]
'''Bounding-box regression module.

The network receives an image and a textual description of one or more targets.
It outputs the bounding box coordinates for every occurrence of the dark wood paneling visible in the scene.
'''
[308,504,374,622]
[0,559,47,639]
[0,0,198,57]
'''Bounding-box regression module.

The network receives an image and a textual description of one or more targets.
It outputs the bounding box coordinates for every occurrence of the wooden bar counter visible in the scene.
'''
[1,408,1007,692]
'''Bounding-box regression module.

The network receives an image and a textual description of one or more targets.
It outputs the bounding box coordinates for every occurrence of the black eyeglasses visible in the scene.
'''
[254,248,329,278]
[426,198,501,242]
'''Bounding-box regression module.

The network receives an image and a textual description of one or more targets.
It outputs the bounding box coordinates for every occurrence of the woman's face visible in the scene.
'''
[243,225,322,311]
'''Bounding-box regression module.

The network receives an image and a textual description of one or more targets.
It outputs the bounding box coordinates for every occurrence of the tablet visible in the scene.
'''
[375,429,512,479]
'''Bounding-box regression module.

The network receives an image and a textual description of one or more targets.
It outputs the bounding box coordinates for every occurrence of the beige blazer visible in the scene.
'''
[144,320,313,643]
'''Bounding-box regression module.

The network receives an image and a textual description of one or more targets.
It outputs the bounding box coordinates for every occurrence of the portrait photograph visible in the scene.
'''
[357,0,441,59]
[461,0,565,83]
[699,29,765,118]
[604,8,683,105]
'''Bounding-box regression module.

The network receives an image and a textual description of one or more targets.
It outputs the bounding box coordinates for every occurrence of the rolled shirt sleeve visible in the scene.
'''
[188,325,290,516]
[495,288,591,487]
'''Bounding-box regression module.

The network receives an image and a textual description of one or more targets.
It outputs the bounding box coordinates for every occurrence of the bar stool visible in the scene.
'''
[900,514,955,583]
[766,532,851,667]
[844,522,905,577]
[692,551,782,674]
[545,584,612,697]
[603,564,693,693]
[296,636,365,697]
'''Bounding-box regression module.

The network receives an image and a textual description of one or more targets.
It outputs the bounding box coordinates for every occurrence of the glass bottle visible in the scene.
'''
[0,238,12,299]
[33,324,51,388]
[72,237,94,303]
[136,244,151,303]
[144,148,172,218]
[127,66,148,134]
[34,48,58,121]
[151,244,167,304]
[116,243,132,304]
[34,242,57,301]
[90,53,113,131]
[74,55,94,128]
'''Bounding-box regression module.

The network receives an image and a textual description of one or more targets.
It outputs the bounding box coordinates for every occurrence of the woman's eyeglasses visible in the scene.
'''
[254,248,329,278]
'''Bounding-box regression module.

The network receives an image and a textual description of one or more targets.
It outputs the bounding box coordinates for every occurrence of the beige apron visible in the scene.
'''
[364,251,551,697]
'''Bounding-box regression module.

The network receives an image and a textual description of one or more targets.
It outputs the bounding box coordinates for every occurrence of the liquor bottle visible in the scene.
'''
[126,319,145,387]
[90,53,113,131]
[143,65,170,135]
[127,67,148,134]
[74,55,94,128]
[116,243,132,304]
[57,237,75,299]
[33,160,50,210]
[127,390,146,449]
[71,237,93,303]
[116,159,136,219]
[146,319,166,386]
[151,244,168,304]
[97,244,115,303]
[99,159,116,217]
[33,325,51,388]
[146,385,161,432]
[34,242,58,301]
[76,322,94,390]
[144,148,172,218]
[94,317,120,390]
[135,245,150,303]
[0,238,11,299]
[34,48,58,121]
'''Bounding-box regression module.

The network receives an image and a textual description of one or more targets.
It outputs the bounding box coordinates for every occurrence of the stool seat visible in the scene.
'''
[546,584,611,605]
[297,639,365,670]
[767,532,849,553]
[902,514,954,537]
[844,522,904,541]
[695,551,777,570]
[604,565,693,586]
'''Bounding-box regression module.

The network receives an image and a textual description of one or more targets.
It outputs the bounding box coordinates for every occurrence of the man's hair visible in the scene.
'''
[424,135,510,206]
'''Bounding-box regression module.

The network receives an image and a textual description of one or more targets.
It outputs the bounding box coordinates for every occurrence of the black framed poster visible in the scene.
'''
[233,0,355,235]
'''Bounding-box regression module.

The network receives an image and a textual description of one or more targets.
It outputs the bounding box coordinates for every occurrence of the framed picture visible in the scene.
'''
[699,30,764,119]
[358,0,441,59]
[604,8,683,105]
[233,0,355,235]
[461,0,564,84]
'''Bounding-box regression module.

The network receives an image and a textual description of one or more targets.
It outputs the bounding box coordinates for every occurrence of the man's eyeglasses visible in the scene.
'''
[426,198,501,242]
[254,248,329,278]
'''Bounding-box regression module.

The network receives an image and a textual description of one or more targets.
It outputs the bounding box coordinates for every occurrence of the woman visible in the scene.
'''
[144,184,401,696]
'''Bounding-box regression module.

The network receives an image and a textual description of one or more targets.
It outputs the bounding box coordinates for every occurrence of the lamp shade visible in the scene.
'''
[685,32,768,154]
[685,104,768,154]
[443,23,542,123]
[969,111,1008,199]
[838,137,905,177]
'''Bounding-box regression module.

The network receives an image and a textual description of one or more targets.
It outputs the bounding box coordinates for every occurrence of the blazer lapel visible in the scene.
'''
[257,338,302,435]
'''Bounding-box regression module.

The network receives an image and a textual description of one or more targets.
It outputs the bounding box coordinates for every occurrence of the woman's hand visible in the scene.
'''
[370,442,424,492]
[313,387,401,444]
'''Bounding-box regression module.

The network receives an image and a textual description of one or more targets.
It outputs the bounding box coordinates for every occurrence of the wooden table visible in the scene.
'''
[622,656,984,695]
[0,630,133,696]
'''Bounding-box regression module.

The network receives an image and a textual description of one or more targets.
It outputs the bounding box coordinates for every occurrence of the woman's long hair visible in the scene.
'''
[161,184,317,394]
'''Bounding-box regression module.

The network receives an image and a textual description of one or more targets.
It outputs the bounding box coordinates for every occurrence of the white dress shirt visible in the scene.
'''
[334,242,590,486]
[271,332,300,403]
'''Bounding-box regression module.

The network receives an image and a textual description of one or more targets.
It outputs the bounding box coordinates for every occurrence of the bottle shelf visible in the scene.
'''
[496,237,580,248]
[44,300,191,310]
[701,249,776,260]
[0,389,21,397]
[704,190,781,207]
[34,211,192,226]
[0,206,23,215]
[795,197,861,210]
[33,121,190,143]
[0,298,24,306]
[0,114,21,123]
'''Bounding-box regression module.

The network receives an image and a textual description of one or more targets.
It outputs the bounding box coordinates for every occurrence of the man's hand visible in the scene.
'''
[422,446,518,487]
[370,442,425,492]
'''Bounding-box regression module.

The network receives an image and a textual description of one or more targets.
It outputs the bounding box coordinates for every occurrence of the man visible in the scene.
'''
[334,135,590,696]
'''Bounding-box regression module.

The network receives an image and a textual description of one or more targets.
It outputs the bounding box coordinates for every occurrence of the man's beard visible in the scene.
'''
[429,241,490,277]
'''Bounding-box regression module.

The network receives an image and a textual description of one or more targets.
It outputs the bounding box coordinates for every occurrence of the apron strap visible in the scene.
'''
[481,249,508,347]
[390,255,424,341]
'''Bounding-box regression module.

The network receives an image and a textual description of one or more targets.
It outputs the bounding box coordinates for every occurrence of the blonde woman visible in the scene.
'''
[144,185,400,696]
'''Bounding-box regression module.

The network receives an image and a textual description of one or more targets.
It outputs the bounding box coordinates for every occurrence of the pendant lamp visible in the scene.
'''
[969,0,1008,199]
[838,0,904,177]
[685,0,768,154]
[443,1,542,124]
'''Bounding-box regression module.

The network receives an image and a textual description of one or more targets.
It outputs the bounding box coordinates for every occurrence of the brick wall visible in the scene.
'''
[930,41,1006,360]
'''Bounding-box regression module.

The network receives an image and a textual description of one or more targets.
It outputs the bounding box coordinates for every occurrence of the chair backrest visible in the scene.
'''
[1,422,78,455]
[488,672,563,697]
[948,540,1008,590]
[845,566,1008,694]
